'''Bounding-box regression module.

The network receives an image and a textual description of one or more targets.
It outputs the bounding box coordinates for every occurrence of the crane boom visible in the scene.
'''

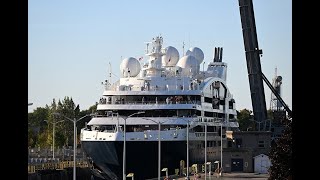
[238,0,268,130]
[261,73,292,117]
[238,0,292,130]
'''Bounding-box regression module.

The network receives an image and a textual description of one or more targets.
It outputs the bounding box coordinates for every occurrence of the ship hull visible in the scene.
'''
[82,141,187,180]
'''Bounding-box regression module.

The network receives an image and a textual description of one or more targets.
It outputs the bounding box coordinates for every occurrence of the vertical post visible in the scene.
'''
[53,122,55,159]
[204,123,207,180]
[186,120,189,179]
[73,119,76,180]
[166,169,168,179]
[123,118,126,180]
[158,122,161,180]
[220,122,223,176]
[208,163,211,178]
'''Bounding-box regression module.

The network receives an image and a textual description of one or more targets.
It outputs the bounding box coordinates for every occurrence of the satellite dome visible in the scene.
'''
[186,47,204,64]
[176,55,200,76]
[120,57,141,77]
[161,46,180,67]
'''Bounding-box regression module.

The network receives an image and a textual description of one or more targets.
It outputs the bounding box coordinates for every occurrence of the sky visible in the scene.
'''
[28,0,292,113]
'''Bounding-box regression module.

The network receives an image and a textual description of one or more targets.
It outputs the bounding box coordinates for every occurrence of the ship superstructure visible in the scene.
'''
[81,36,239,180]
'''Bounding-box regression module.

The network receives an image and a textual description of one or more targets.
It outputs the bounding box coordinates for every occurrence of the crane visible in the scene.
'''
[238,0,292,131]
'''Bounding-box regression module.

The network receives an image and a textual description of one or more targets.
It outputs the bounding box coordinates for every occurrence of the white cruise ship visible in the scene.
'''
[80,36,239,180]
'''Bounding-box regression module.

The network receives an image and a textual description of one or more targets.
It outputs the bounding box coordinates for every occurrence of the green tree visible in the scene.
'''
[28,107,49,132]
[237,109,255,131]
[268,119,292,179]
[77,103,97,135]
[54,97,77,147]
[28,97,97,148]
[36,129,50,147]
[28,107,50,147]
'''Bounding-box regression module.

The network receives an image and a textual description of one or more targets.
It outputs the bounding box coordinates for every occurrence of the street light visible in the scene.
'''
[180,118,191,180]
[220,121,223,177]
[44,119,64,159]
[119,111,145,180]
[186,119,190,180]
[53,112,92,180]
[142,118,170,180]
[204,122,207,180]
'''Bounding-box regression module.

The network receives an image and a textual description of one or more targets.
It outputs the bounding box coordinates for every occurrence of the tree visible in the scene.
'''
[237,109,254,131]
[28,107,49,132]
[28,97,97,148]
[77,103,97,134]
[268,119,292,179]
[28,107,50,147]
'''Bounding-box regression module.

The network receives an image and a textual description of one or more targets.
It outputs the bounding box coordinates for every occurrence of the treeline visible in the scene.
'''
[28,97,97,148]
[236,109,275,131]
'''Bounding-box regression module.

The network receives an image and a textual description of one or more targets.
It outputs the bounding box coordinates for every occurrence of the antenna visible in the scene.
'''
[144,42,151,54]
[182,41,185,56]
[109,62,112,85]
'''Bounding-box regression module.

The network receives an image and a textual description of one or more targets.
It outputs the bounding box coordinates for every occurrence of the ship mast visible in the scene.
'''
[145,36,165,77]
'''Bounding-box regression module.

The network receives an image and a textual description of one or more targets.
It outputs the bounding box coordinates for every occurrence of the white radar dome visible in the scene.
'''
[186,47,204,64]
[176,55,200,76]
[120,57,141,77]
[161,46,180,67]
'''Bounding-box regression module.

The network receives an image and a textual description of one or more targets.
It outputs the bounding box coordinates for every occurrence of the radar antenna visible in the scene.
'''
[182,41,185,56]
[144,42,151,54]
[109,62,112,85]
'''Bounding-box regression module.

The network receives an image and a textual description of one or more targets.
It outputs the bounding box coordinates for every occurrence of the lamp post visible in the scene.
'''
[142,118,170,180]
[44,119,64,159]
[220,121,223,176]
[53,112,91,180]
[180,118,191,180]
[204,122,207,180]
[120,111,145,180]
[186,119,189,180]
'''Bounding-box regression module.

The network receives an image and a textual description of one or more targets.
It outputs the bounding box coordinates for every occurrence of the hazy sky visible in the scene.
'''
[28,0,292,113]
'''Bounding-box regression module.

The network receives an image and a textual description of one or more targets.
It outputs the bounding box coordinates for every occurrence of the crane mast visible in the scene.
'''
[238,0,292,131]
[238,0,267,131]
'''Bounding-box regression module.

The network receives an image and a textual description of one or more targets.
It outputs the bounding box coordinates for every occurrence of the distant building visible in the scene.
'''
[189,130,272,173]
[221,130,271,173]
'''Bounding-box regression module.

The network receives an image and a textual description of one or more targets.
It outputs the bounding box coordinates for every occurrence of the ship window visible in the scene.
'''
[220,99,225,105]
[218,113,225,118]
[204,97,212,103]
[204,111,213,117]
[229,100,234,109]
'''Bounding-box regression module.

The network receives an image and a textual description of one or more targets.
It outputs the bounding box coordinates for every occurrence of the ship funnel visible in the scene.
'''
[219,47,223,62]
[213,47,217,62]
[213,47,223,62]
